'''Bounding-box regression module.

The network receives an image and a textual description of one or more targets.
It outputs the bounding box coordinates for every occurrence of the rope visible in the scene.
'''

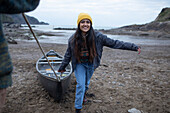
[22,13,60,81]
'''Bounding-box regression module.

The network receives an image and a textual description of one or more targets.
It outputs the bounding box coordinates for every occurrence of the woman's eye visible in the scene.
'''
[80,20,90,24]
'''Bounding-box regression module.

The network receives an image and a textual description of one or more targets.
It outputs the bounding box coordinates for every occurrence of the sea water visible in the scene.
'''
[21,24,170,46]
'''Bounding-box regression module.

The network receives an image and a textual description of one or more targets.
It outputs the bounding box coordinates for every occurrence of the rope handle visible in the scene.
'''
[22,13,60,82]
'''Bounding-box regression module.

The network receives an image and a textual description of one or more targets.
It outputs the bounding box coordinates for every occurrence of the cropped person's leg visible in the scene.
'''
[0,88,7,113]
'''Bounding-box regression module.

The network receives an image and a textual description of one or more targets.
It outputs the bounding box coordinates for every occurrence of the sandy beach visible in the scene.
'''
[0,23,169,113]
[1,38,169,113]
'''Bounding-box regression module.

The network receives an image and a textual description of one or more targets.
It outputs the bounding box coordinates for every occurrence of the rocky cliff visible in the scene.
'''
[2,14,49,25]
[101,7,170,38]
[155,8,170,22]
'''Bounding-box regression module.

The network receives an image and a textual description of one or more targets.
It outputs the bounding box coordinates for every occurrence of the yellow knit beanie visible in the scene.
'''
[77,13,92,25]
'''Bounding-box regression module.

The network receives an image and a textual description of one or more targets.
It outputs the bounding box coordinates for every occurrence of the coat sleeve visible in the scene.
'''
[0,0,40,14]
[99,33,139,51]
[58,41,72,71]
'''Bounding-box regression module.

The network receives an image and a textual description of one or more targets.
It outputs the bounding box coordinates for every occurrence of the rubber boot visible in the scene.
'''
[75,109,81,113]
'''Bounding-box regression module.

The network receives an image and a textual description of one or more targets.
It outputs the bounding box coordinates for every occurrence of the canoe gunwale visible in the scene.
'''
[36,50,73,82]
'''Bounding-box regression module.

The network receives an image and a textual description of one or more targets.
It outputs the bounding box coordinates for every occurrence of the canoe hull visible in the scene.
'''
[36,50,72,101]
[38,73,71,101]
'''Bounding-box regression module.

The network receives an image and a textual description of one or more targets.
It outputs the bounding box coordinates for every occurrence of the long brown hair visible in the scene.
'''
[72,25,97,63]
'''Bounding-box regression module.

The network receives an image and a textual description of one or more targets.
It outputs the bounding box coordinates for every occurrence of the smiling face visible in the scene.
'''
[79,19,91,34]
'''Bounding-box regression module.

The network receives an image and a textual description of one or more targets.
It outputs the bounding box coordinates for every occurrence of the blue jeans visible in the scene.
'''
[74,63,94,109]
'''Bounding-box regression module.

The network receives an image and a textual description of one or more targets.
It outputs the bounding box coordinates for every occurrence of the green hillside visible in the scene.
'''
[155,7,170,22]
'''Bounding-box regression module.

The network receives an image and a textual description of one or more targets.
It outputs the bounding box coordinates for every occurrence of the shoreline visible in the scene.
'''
[3,25,170,48]
[3,22,170,45]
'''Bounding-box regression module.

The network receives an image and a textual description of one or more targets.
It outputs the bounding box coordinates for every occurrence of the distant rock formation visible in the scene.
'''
[155,7,170,22]
[1,14,49,25]
[100,7,170,38]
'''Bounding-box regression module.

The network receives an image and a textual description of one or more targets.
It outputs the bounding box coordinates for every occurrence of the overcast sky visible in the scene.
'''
[27,0,170,28]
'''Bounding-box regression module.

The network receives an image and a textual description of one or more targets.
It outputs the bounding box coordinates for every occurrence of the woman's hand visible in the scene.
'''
[137,47,141,54]
[58,70,66,73]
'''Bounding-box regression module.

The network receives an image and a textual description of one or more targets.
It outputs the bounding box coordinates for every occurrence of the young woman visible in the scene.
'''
[58,13,141,113]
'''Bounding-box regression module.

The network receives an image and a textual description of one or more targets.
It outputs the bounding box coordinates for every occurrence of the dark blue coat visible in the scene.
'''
[59,31,139,71]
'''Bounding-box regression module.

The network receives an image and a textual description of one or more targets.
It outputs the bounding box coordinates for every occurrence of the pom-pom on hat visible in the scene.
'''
[77,13,92,26]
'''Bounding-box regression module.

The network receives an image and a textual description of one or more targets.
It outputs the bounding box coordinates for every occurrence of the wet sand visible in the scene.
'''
[2,40,170,113]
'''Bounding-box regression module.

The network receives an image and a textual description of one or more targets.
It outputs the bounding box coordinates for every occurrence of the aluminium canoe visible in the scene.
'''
[36,50,72,101]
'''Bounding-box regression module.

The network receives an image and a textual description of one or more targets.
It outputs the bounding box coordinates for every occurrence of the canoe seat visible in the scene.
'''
[39,70,70,74]
[39,57,63,61]
[38,62,62,64]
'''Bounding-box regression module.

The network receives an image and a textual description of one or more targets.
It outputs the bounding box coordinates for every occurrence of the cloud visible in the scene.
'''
[28,0,170,27]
